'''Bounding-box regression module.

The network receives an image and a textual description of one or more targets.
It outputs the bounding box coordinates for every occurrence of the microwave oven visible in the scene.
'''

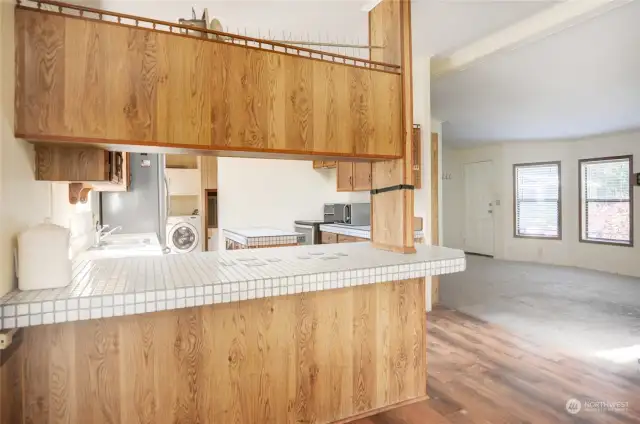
[324,203,370,226]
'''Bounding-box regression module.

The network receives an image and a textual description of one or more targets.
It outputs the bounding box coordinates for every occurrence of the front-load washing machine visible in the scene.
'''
[166,215,202,253]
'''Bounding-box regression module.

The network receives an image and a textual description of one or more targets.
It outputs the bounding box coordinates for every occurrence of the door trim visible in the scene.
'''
[430,132,440,304]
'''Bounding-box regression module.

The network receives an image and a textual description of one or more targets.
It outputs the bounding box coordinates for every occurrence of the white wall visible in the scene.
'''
[413,51,445,245]
[412,56,432,241]
[443,130,640,277]
[0,1,99,296]
[442,143,504,255]
[217,158,368,246]
[101,0,369,59]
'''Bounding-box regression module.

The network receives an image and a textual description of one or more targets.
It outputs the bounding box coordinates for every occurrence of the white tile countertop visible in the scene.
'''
[223,228,305,247]
[0,243,465,330]
[320,224,424,240]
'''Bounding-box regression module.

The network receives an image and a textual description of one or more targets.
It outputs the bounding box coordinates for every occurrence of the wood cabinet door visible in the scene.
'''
[337,234,360,243]
[352,162,372,191]
[35,145,110,182]
[336,162,354,191]
[320,232,338,244]
[314,161,337,170]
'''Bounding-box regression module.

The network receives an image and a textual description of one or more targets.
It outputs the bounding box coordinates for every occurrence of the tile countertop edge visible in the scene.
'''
[0,243,465,330]
[223,228,304,246]
[320,224,424,239]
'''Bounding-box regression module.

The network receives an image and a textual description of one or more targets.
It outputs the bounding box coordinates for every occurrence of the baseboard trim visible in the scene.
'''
[464,251,494,258]
[330,395,430,423]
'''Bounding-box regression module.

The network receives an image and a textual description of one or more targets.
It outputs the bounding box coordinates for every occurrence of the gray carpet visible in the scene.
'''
[440,255,640,375]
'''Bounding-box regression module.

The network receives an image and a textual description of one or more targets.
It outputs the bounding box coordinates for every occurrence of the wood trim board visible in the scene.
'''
[369,0,416,253]
[430,132,440,304]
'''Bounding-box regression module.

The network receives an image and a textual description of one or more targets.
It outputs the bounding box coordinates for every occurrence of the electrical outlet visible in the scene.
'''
[0,329,18,350]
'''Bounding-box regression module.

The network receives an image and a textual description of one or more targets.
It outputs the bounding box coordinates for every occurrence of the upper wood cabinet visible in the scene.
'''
[337,162,371,192]
[35,145,111,182]
[35,145,128,191]
[15,8,403,160]
[353,162,372,191]
[337,162,354,192]
[312,161,337,169]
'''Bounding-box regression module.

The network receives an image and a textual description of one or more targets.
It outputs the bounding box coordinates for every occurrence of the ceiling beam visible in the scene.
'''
[431,0,631,78]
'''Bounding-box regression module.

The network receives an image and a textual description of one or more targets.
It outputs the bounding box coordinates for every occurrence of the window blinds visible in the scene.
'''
[581,157,632,244]
[514,163,561,238]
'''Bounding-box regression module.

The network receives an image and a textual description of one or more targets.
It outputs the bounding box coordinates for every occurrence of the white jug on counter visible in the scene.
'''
[18,220,72,291]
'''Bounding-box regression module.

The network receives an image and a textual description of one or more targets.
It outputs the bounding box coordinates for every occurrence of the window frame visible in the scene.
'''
[578,155,634,247]
[512,161,562,240]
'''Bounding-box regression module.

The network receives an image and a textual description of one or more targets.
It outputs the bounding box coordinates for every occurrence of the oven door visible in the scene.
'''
[294,224,314,245]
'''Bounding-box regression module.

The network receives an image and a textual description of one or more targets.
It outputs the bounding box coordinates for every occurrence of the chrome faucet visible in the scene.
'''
[94,224,122,246]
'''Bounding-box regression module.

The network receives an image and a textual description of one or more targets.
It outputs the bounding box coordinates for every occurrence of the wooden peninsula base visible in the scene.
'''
[1,279,426,424]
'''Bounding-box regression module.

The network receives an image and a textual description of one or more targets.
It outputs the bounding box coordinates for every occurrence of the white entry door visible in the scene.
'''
[464,161,494,256]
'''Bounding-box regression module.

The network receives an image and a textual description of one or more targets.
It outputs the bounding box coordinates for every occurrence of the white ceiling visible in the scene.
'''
[413,0,552,56]
[103,0,552,56]
[432,0,640,147]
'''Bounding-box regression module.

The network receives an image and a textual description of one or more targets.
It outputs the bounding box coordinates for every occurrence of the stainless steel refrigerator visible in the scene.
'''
[100,153,168,246]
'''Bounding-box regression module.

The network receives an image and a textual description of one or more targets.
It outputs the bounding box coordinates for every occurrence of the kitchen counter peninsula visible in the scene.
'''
[0,243,465,423]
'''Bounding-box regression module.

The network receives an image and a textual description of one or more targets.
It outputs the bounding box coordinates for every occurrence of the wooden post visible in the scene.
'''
[369,0,415,253]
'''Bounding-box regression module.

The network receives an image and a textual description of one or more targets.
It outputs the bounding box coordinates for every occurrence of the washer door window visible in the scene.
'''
[170,223,199,253]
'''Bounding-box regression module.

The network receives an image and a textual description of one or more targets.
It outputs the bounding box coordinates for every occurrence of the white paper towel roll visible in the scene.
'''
[18,220,72,291]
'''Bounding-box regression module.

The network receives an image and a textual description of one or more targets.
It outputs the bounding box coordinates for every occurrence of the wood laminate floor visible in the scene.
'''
[350,307,640,424]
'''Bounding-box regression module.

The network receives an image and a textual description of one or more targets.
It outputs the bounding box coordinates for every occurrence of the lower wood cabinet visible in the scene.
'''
[320,231,368,244]
[320,231,338,244]
[337,234,368,243]
[337,162,372,192]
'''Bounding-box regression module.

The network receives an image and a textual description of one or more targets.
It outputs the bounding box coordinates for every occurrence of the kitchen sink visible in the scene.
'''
[76,233,163,261]
[92,238,151,250]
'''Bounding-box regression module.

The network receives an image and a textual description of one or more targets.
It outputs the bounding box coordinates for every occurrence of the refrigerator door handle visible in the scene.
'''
[159,154,171,254]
